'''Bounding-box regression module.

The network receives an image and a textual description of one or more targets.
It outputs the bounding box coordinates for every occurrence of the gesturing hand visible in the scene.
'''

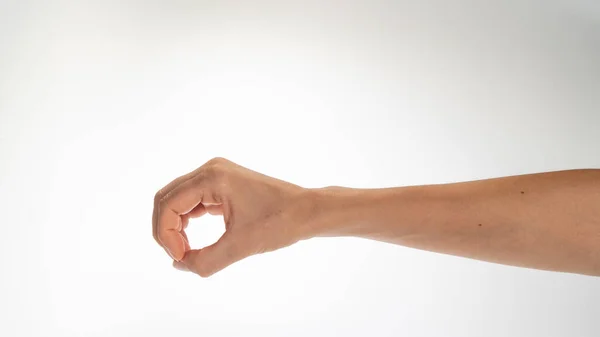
[152,158,314,277]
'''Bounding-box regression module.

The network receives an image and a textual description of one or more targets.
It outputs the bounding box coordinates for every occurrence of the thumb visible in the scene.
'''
[179,232,245,277]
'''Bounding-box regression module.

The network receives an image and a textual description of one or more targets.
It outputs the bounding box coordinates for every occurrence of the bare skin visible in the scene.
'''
[152,157,600,277]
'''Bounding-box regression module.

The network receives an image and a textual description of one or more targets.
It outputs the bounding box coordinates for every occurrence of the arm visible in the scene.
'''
[309,169,600,276]
[152,158,600,277]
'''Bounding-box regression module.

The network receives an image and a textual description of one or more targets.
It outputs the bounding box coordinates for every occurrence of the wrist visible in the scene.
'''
[298,185,427,242]
[298,186,380,239]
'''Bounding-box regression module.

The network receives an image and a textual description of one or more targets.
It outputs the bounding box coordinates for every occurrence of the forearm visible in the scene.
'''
[305,170,600,276]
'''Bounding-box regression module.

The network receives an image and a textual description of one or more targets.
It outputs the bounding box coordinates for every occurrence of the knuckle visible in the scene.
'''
[203,160,228,181]
[206,157,229,172]
[153,191,163,205]
[154,188,171,208]
[207,157,228,166]
[156,191,173,210]
[202,165,217,178]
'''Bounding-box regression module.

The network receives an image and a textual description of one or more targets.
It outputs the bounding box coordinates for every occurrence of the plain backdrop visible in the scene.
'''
[1,0,599,336]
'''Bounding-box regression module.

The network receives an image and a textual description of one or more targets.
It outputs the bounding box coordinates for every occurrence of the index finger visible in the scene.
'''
[153,168,200,251]
[156,172,223,261]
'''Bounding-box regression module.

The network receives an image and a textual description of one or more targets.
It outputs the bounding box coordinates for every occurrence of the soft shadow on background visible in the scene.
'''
[1,1,599,336]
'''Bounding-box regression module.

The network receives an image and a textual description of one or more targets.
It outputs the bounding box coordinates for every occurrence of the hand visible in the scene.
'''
[152,158,314,277]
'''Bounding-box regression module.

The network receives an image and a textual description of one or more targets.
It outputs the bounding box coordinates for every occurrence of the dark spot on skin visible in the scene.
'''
[520,191,525,194]
[478,224,482,227]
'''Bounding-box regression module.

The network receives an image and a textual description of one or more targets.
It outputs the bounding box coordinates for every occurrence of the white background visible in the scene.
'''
[1,1,599,336]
